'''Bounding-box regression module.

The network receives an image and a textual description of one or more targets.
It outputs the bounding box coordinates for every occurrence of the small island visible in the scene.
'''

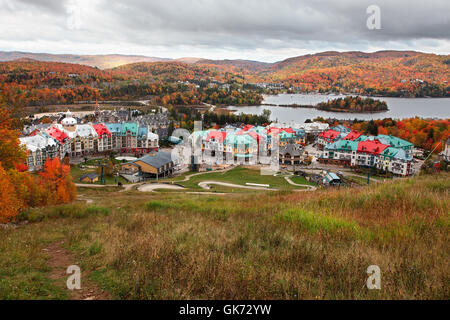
[316,96,389,113]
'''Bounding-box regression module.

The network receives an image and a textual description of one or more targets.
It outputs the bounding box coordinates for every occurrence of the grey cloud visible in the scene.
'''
[0,0,448,60]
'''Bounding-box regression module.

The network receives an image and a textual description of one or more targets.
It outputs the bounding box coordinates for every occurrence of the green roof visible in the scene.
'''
[279,131,294,140]
[326,139,358,152]
[380,147,400,159]
[338,140,359,151]
[377,135,413,149]
[225,134,256,146]
[121,122,138,136]
[354,135,369,142]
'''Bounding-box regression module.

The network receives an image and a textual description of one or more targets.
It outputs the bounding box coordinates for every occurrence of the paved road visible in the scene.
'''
[178,166,236,182]
[138,184,185,192]
[75,183,108,188]
[284,176,317,191]
[198,181,278,191]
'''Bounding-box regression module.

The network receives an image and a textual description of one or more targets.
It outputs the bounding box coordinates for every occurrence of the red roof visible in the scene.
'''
[357,140,389,155]
[319,129,340,140]
[266,127,282,134]
[92,124,112,138]
[46,126,69,143]
[241,124,254,131]
[205,131,227,143]
[246,131,262,143]
[281,128,295,134]
[344,131,362,140]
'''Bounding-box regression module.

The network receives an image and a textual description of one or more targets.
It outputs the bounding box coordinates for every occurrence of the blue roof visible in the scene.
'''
[105,123,122,134]
[80,173,99,181]
[331,125,351,133]
[393,148,413,161]
[168,136,182,144]
[135,152,173,169]
[324,172,341,183]
[138,126,148,139]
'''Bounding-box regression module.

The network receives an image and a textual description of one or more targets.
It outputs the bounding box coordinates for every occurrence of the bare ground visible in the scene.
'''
[44,240,111,300]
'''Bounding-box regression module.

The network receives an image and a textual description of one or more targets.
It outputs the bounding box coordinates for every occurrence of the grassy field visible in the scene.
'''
[177,167,309,190]
[71,165,129,185]
[0,173,448,299]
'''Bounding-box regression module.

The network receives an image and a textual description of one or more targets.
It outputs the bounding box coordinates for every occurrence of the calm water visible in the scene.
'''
[228,94,450,124]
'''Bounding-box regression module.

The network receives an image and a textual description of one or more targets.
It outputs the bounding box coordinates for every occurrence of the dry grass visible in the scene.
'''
[1,173,448,299]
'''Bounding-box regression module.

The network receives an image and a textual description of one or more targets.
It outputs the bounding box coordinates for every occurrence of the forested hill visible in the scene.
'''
[0,50,449,108]
[255,51,450,96]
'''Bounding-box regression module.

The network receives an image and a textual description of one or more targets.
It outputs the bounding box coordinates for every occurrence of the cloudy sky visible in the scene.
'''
[0,0,449,62]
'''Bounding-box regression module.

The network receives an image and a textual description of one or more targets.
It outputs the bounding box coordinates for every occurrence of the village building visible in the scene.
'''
[19,132,60,171]
[46,126,71,159]
[79,173,99,183]
[92,124,113,153]
[137,126,159,153]
[120,152,175,180]
[105,123,123,150]
[279,144,304,165]
[319,131,415,176]
[323,172,342,185]
[317,129,346,150]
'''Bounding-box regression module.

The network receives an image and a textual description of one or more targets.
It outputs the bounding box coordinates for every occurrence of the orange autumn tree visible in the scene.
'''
[0,163,23,223]
[0,103,77,223]
[39,158,77,205]
[0,106,26,222]
[0,107,26,170]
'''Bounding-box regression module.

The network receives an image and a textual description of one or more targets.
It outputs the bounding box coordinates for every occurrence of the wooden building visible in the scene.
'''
[121,152,174,180]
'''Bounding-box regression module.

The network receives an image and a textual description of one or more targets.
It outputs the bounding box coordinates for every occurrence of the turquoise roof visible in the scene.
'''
[279,131,294,140]
[325,139,358,152]
[250,126,266,134]
[380,147,399,159]
[376,135,413,149]
[293,129,305,137]
[355,135,369,142]
[122,122,138,135]
[225,133,256,146]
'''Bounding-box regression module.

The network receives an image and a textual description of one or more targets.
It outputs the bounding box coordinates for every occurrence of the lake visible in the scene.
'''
[228,94,450,124]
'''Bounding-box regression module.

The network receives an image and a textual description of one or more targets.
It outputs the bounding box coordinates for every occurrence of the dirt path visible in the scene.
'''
[44,240,110,300]
[77,195,94,204]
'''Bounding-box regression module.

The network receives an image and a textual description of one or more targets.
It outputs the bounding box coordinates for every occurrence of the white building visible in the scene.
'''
[19,133,60,171]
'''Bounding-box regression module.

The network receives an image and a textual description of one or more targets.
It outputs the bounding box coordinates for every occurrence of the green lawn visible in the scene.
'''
[71,166,129,185]
[289,176,317,186]
[178,167,304,190]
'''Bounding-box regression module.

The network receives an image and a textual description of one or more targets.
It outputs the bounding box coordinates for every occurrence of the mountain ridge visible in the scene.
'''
[3,49,445,70]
